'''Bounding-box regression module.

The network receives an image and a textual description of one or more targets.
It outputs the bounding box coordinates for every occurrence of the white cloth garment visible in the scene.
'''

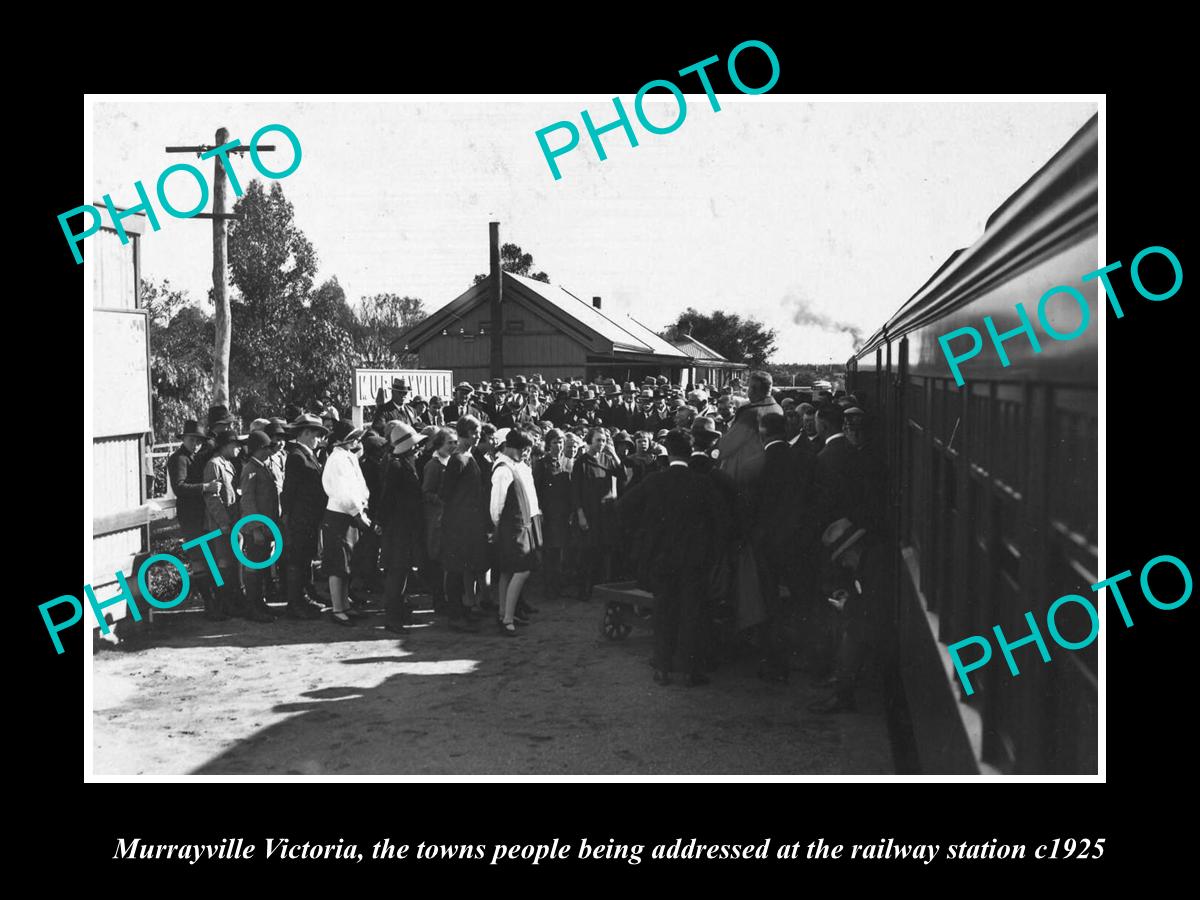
[322,445,370,517]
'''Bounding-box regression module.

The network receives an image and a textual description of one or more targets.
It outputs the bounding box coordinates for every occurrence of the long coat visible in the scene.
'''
[422,456,448,560]
[533,453,572,549]
[280,442,326,564]
[166,445,206,536]
[715,396,783,629]
[570,449,627,550]
[376,454,425,572]
[616,465,726,581]
[438,450,490,572]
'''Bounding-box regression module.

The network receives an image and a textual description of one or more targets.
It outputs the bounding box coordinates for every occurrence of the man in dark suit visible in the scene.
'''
[631,389,658,433]
[750,412,812,682]
[543,389,573,428]
[445,383,489,424]
[167,420,225,619]
[617,430,726,686]
[280,414,329,619]
[690,418,741,670]
[813,404,857,530]
[377,378,414,423]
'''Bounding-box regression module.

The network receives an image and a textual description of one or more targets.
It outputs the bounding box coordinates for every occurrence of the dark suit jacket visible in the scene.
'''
[755,441,807,557]
[167,445,207,534]
[377,455,425,570]
[543,401,572,427]
[617,464,727,577]
[689,453,741,543]
[280,443,326,538]
[814,434,858,532]
[438,450,490,570]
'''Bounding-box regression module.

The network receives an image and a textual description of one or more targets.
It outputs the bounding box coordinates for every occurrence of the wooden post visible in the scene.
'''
[211,127,231,407]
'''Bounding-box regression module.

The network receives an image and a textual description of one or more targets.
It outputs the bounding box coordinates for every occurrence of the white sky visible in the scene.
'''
[92,98,1096,363]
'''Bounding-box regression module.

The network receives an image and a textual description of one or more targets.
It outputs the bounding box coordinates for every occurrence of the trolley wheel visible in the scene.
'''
[601,602,633,641]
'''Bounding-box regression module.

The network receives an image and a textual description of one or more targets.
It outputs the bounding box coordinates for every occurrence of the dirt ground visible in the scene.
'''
[92,578,895,776]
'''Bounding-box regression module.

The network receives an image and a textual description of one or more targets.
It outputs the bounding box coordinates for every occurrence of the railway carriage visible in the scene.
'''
[848,115,1098,774]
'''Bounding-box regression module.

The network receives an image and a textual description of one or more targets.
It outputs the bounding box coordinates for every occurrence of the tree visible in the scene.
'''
[226,181,357,420]
[472,242,550,285]
[664,308,778,369]
[351,293,426,367]
[142,278,213,442]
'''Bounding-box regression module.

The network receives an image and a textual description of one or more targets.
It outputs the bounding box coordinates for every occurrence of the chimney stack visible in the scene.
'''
[592,296,602,309]
[489,222,503,378]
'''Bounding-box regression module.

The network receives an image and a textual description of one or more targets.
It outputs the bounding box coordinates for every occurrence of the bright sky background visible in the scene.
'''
[92,98,1096,363]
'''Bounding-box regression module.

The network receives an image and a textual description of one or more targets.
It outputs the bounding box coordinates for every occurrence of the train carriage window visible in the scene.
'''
[967,383,991,473]
[1049,388,1098,548]
[992,384,1025,495]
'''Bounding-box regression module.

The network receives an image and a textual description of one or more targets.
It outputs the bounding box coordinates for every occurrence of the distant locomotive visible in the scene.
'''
[847,114,1098,774]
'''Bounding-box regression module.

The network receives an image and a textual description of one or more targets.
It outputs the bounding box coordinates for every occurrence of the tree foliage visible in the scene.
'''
[227,180,357,422]
[472,242,550,285]
[664,308,778,369]
[143,278,213,442]
[351,293,426,367]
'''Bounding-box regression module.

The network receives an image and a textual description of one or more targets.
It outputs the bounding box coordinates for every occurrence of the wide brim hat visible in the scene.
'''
[389,421,427,455]
[176,420,206,440]
[264,422,288,440]
[289,413,330,436]
[822,517,867,562]
[692,417,720,437]
[213,430,240,448]
[392,378,410,390]
[328,420,365,446]
[456,381,474,393]
[245,430,272,453]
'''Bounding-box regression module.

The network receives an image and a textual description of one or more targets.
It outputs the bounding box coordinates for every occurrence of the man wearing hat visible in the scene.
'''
[543,389,572,428]
[378,378,414,423]
[445,382,489,425]
[617,430,727,686]
[237,430,282,622]
[405,395,429,428]
[809,516,878,714]
[281,413,329,619]
[321,421,372,626]
[751,412,813,682]
[374,422,428,633]
[602,382,636,430]
[167,420,227,620]
[203,430,248,619]
[572,390,602,428]
[349,432,390,600]
[193,405,236,485]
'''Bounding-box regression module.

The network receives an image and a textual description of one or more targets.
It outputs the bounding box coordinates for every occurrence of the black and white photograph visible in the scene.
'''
[82,94,1101,778]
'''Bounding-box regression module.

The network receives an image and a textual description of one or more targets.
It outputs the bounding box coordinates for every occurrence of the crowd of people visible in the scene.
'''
[166,369,885,713]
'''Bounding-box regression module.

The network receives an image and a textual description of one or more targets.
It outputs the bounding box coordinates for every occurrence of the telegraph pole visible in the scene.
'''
[164,130,275,409]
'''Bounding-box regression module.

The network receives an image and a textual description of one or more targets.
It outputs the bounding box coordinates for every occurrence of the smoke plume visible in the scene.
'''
[785,292,865,350]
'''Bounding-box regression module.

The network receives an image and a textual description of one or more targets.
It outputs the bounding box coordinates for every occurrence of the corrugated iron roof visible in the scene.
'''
[510,273,687,359]
[670,334,728,361]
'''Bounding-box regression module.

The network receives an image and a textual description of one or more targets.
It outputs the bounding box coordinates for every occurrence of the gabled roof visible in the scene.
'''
[397,271,690,362]
[670,334,728,361]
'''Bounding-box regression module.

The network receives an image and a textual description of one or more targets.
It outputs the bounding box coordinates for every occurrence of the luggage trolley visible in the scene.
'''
[592,581,655,640]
